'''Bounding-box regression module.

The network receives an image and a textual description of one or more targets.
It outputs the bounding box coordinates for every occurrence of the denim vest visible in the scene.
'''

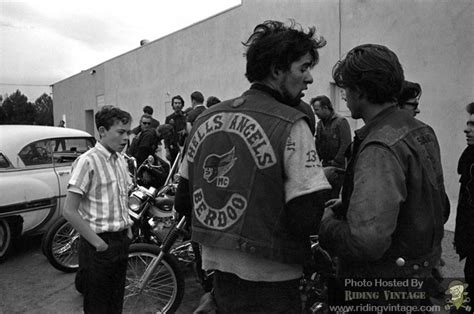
[186,88,308,264]
[342,108,447,269]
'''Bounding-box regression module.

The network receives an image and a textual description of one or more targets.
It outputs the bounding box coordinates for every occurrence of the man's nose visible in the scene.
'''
[305,72,313,84]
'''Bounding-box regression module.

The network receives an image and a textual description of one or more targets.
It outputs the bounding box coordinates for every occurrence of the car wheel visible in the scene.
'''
[0,219,12,262]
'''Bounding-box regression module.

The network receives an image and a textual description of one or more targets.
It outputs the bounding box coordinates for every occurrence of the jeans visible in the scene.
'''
[77,231,130,314]
[213,270,301,313]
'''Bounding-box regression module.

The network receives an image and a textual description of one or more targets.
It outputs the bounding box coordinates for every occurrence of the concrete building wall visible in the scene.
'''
[52,0,474,214]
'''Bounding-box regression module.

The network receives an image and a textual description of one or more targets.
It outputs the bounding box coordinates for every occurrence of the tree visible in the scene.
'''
[34,93,54,126]
[0,95,5,124]
[1,90,35,124]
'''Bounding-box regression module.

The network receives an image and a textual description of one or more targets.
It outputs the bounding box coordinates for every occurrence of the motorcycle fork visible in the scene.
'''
[137,216,187,290]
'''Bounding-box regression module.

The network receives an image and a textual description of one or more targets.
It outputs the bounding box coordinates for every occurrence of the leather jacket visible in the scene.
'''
[454,145,474,259]
[320,107,449,277]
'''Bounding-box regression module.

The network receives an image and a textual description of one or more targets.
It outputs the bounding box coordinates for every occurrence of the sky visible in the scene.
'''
[0,0,241,101]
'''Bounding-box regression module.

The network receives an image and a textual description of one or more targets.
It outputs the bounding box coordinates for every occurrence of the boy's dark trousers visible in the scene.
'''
[77,230,130,314]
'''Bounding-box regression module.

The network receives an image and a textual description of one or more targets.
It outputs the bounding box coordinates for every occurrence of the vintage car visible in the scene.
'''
[0,125,95,261]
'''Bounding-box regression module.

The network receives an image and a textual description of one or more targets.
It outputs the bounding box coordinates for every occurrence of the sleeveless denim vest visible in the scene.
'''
[186,88,309,264]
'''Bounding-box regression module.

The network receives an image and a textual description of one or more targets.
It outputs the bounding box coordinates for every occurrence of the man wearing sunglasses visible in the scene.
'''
[398,80,422,117]
[127,114,159,165]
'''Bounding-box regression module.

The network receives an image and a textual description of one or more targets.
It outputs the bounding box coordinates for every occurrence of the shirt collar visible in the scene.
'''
[354,105,397,141]
[96,141,118,161]
[250,83,296,107]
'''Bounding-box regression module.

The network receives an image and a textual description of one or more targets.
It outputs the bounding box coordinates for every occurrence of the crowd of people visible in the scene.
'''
[61,19,473,313]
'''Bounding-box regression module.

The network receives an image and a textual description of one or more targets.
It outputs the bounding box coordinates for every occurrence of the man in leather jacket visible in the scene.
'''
[165,95,187,165]
[454,102,474,309]
[175,20,331,312]
[319,44,450,309]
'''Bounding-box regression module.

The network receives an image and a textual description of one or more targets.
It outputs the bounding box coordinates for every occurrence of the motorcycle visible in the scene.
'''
[123,153,185,313]
[300,235,335,313]
[123,150,213,312]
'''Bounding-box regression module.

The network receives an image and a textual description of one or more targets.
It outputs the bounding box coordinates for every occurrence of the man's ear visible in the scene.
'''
[270,64,283,80]
[98,126,107,138]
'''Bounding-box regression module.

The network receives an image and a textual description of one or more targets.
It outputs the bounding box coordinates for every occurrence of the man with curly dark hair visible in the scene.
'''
[175,20,330,312]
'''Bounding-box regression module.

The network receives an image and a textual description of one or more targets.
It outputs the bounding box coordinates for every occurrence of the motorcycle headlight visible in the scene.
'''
[128,195,141,212]
[128,190,145,212]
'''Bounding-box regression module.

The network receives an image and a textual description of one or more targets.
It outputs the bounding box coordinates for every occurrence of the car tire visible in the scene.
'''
[0,219,12,262]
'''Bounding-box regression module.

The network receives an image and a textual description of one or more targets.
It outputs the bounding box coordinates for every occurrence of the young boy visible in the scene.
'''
[63,105,133,313]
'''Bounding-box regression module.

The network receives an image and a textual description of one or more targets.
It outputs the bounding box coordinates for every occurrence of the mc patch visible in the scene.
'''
[203,147,237,188]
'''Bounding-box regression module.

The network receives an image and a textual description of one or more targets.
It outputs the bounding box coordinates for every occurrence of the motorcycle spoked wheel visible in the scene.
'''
[42,217,79,273]
[124,243,185,313]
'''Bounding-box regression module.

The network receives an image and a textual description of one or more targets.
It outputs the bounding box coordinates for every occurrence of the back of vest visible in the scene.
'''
[185,89,306,264]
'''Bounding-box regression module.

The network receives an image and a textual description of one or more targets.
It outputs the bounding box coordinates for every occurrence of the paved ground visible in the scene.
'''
[0,230,465,313]
[0,235,202,313]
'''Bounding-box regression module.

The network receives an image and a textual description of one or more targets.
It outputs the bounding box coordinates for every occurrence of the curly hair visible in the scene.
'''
[243,20,326,83]
[171,95,185,108]
[332,44,404,104]
[95,105,131,131]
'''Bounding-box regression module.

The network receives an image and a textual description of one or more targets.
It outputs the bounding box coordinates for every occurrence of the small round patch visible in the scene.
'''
[231,97,246,108]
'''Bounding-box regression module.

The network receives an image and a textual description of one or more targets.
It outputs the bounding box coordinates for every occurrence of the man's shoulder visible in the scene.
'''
[333,113,349,123]
[72,146,99,170]
[166,112,178,120]
[188,106,206,118]
[151,117,160,128]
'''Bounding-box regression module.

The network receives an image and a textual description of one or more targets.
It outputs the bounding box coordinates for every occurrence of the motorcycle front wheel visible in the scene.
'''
[42,217,79,273]
[124,243,185,313]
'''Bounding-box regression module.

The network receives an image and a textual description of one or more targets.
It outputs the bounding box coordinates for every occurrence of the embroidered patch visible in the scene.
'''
[193,188,247,229]
[203,147,237,188]
[186,112,276,169]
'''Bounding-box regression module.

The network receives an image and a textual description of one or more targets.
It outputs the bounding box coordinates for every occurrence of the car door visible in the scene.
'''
[52,136,96,216]
[5,139,61,234]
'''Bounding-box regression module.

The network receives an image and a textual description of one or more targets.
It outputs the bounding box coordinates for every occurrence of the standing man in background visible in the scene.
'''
[454,102,474,310]
[127,114,159,166]
[186,91,206,132]
[311,95,351,198]
[175,20,330,312]
[165,95,187,165]
[131,105,159,135]
[398,80,422,117]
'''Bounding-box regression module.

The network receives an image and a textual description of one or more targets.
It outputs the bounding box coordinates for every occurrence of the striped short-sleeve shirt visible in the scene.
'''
[68,142,132,233]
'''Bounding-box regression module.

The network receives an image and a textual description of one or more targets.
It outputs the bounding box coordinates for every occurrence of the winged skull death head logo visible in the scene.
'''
[203,147,237,184]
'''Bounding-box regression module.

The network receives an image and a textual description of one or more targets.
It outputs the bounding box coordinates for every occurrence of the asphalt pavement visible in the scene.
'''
[0,235,203,313]
[0,231,465,313]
